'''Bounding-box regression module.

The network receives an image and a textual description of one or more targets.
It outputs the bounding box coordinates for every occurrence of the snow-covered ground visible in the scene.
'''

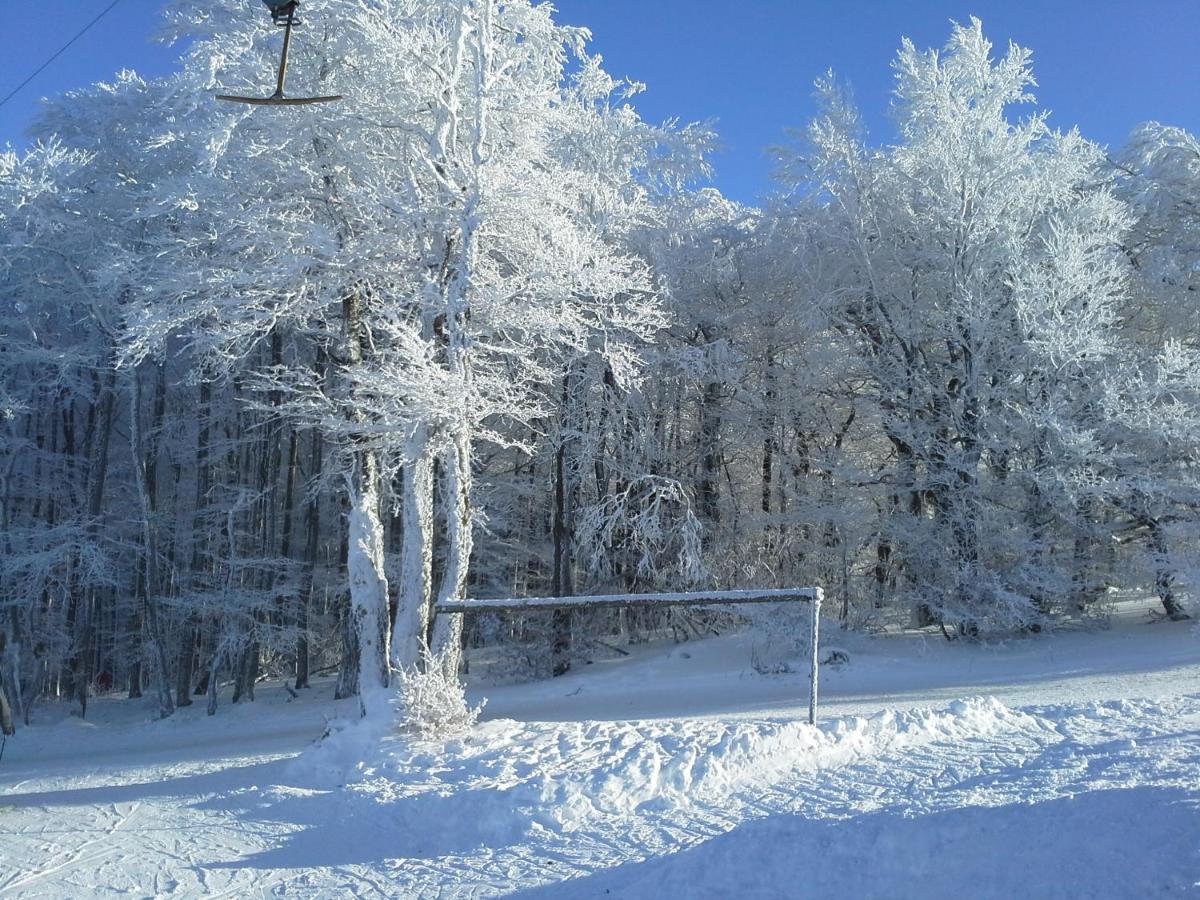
[1,600,1198,898]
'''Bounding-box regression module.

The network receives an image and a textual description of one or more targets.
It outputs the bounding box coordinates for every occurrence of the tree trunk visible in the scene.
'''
[339,282,391,713]
[1146,514,1188,620]
[345,449,390,709]
[0,673,14,737]
[697,376,723,527]
[392,429,434,671]
[174,628,196,709]
[761,345,777,553]
[193,617,214,696]
[333,593,359,701]
[296,359,326,690]
[551,368,577,677]
[177,380,212,708]
[431,428,472,678]
[333,505,357,701]
[129,365,175,719]
[73,374,116,718]
[296,423,322,690]
[206,641,222,716]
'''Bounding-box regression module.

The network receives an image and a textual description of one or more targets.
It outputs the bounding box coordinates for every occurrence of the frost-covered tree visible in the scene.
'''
[1103,123,1200,619]
[1116,122,1200,335]
[7,7,1199,731]
[115,0,710,709]
[0,140,106,722]
[774,20,1140,631]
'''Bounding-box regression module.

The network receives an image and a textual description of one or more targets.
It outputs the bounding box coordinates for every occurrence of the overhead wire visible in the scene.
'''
[0,0,124,112]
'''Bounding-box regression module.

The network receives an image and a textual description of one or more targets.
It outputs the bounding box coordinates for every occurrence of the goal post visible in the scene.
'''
[435,586,824,724]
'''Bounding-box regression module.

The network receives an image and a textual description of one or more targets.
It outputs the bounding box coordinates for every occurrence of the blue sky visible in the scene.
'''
[3,1,1198,203]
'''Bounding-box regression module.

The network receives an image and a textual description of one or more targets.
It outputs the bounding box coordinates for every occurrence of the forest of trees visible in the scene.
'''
[1,2,1197,727]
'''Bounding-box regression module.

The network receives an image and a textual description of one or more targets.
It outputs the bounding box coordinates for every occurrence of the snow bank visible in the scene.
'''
[4,622,1197,899]
[292,697,1046,837]
[532,698,1044,830]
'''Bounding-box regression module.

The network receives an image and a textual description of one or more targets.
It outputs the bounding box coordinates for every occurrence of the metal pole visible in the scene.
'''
[808,587,822,725]
[435,587,820,614]
[273,7,295,100]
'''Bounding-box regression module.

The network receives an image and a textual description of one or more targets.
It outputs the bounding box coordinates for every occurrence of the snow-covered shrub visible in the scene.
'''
[746,603,813,675]
[576,475,706,589]
[394,653,485,739]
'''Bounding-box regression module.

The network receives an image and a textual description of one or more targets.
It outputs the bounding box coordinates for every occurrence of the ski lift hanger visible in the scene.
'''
[217,1,341,107]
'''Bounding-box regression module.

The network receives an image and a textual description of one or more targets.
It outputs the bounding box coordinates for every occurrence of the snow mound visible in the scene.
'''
[297,697,1045,836]
[530,698,1044,830]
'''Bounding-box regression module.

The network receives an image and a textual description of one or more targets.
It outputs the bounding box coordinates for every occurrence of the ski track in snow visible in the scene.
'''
[1,612,1198,898]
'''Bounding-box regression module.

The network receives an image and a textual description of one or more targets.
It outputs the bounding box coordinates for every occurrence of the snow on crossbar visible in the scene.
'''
[435,586,824,724]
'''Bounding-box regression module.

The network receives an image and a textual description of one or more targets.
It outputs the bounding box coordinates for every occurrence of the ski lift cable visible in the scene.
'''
[0,0,125,113]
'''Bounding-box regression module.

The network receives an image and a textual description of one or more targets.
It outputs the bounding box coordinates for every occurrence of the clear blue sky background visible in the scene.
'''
[2,1,1197,203]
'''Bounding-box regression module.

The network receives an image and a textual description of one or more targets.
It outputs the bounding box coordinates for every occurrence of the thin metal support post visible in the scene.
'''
[808,586,822,725]
[273,8,295,100]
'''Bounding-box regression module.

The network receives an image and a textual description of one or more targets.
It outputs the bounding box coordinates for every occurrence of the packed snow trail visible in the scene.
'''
[1,611,1197,897]
[2,694,1196,897]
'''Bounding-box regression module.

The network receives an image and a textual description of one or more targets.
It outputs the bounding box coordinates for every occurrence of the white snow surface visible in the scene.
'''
[1,600,1198,898]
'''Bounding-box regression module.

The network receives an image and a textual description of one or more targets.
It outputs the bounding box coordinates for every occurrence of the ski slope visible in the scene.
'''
[1,600,1197,898]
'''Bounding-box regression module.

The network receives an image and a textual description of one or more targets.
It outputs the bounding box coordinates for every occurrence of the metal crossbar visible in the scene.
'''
[435,586,824,724]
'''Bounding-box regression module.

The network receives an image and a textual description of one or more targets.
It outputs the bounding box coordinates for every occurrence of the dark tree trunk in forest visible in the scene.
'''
[333,492,358,699]
[194,619,214,697]
[295,356,326,690]
[296,435,321,690]
[761,346,777,552]
[551,369,576,677]
[233,647,258,704]
[174,628,196,709]
[698,379,723,528]
[177,381,212,708]
[206,643,221,716]
[127,566,145,701]
[72,374,116,718]
[334,597,359,699]
[0,672,14,737]
[129,364,175,718]
[1146,515,1188,620]
[278,425,300,618]
[0,629,14,736]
